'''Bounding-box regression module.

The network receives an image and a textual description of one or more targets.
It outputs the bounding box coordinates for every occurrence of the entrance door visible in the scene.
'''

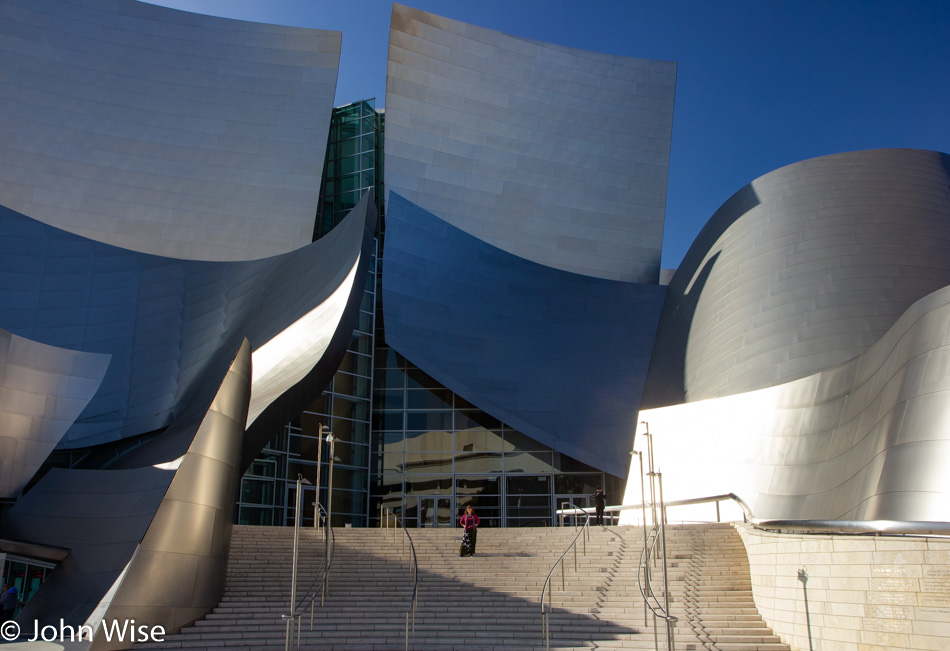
[555,494,591,526]
[418,497,452,527]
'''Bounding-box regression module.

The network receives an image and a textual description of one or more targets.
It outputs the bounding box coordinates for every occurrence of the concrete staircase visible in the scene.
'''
[135,523,789,651]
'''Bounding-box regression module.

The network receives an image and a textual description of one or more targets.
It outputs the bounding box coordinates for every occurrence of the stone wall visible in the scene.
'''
[734,523,950,651]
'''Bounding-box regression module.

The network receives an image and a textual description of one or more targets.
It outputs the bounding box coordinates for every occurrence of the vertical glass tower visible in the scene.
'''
[236,100,383,528]
[238,99,622,529]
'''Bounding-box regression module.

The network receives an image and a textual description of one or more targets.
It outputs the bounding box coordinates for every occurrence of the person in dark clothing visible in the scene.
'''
[592,486,606,526]
[1,584,17,622]
[459,505,480,557]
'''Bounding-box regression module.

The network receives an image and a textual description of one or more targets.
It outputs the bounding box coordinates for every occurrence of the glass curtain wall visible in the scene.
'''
[238,97,624,529]
[369,347,618,528]
[237,100,383,528]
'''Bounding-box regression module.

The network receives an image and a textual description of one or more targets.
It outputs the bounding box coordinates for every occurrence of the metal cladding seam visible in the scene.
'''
[643,148,950,408]
[0,193,374,451]
[385,3,675,283]
[0,0,341,261]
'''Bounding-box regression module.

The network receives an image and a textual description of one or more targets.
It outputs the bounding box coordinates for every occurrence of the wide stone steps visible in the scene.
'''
[135,523,788,650]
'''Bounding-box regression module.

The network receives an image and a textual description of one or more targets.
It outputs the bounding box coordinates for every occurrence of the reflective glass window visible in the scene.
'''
[406,368,441,389]
[455,428,504,452]
[404,475,453,494]
[455,411,500,431]
[240,478,274,504]
[380,453,404,472]
[350,333,372,355]
[372,411,404,431]
[454,452,503,473]
[503,451,554,473]
[405,430,453,452]
[507,475,551,495]
[374,389,405,409]
[333,441,369,468]
[404,452,453,474]
[328,467,367,491]
[455,476,501,496]
[554,474,603,495]
[406,410,452,431]
[377,431,405,453]
[503,430,546,452]
[333,393,369,420]
[406,388,453,410]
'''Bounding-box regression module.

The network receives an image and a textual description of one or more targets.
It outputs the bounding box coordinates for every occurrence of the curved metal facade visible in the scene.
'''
[644,149,950,407]
[0,0,340,261]
[0,196,373,450]
[0,329,110,499]
[382,193,666,478]
[0,195,376,636]
[625,283,950,523]
[5,340,252,646]
[385,4,675,282]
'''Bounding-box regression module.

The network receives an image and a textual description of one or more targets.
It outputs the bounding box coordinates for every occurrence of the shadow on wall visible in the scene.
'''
[625,283,950,523]
[642,182,760,409]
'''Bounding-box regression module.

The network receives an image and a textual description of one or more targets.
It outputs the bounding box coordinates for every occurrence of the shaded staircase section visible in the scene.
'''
[135,523,789,651]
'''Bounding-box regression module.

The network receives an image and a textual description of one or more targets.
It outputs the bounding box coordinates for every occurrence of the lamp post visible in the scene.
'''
[286,473,311,651]
[325,433,337,528]
[315,424,329,532]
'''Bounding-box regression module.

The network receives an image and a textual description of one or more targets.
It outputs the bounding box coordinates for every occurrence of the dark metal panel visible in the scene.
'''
[0,193,373,452]
[382,193,665,477]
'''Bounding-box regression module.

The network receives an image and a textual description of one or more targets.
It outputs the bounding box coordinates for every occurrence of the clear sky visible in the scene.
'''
[146,0,950,269]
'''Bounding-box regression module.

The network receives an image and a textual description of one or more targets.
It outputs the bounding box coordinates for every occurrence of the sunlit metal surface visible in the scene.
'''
[383,193,666,477]
[385,4,675,283]
[0,195,372,450]
[0,329,110,498]
[644,149,950,407]
[0,0,340,261]
[624,284,950,523]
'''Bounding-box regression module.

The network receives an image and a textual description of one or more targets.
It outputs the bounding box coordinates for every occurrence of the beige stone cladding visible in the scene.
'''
[735,523,950,651]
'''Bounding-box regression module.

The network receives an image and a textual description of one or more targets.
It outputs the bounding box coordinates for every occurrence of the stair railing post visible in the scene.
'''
[658,471,675,651]
[639,450,648,627]
[316,424,326,532]
[285,473,307,651]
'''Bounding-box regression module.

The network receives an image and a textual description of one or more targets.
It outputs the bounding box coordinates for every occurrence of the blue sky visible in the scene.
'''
[146,1,950,269]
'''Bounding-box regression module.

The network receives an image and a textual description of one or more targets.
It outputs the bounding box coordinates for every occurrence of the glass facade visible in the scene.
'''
[238,98,623,529]
[1,555,54,618]
[314,99,384,239]
[368,347,617,528]
[237,100,382,528]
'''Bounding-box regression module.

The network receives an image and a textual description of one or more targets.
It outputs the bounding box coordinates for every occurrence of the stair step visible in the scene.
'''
[134,523,789,651]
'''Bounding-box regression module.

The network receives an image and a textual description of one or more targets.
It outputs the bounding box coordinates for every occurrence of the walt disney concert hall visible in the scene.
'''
[1,1,948,650]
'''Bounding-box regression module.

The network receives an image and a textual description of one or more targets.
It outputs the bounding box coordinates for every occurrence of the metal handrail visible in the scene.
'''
[381,505,419,651]
[300,503,335,626]
[637,526,678,622]
[282,503,336,650]
[540,502,593,651]
[587,491,950,538]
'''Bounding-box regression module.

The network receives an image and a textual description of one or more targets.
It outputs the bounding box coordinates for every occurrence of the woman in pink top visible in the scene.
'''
[459,505,480,557]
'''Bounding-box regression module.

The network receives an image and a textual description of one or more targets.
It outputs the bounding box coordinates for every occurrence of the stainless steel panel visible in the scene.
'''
[0,0,340,261]
[386,4,674,282]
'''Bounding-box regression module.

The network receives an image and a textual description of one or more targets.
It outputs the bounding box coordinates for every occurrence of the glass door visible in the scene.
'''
[418,496,452,527]
[555,494,591,526]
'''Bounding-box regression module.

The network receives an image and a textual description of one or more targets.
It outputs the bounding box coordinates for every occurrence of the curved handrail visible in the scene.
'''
[296,503,334,614]
[609,491,950,537]
[566,493,950,537]
[381,506,419,651]
[636,527,677,624]
[540,502,593,651]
